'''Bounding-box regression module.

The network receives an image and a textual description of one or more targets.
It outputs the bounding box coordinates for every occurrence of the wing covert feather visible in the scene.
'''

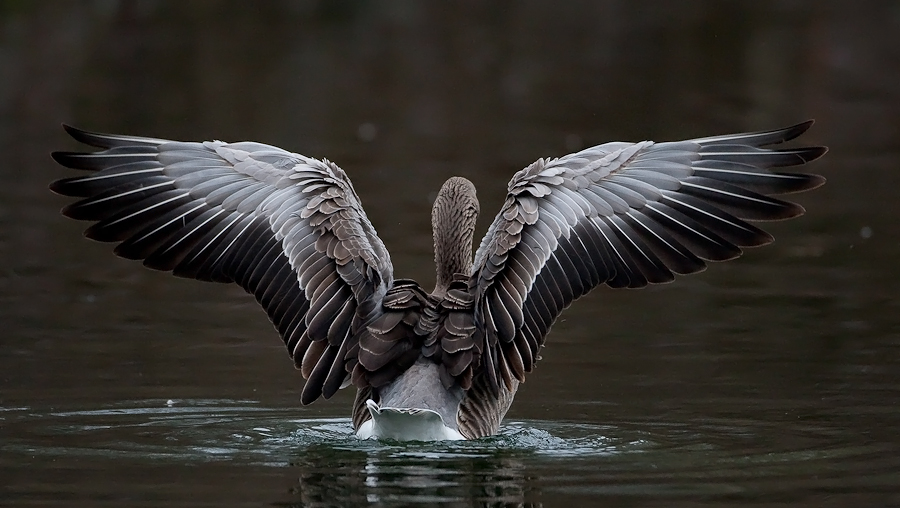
[51,125,394,405]
[468,121,826,392]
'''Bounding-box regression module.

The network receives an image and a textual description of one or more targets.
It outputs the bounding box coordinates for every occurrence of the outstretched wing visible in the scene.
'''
[469,121,826,391]
[50,125,393,404]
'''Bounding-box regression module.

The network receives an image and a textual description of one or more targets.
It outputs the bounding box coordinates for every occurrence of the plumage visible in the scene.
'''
[51,121,825,440]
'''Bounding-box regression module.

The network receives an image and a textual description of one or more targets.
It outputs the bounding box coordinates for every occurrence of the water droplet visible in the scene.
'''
[358,122,378,142]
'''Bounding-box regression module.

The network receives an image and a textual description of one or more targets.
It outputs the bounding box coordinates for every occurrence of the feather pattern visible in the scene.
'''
[51,121,825,440]
[468,120,826,394]
[51,125,394,405]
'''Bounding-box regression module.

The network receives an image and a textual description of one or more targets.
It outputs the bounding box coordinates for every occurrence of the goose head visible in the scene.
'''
[431,176,479,297]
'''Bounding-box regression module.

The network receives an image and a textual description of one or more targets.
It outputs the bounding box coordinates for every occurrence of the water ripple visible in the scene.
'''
[3,399,898,505]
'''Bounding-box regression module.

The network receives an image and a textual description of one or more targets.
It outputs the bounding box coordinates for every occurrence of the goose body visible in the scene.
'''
[51,121,825,440]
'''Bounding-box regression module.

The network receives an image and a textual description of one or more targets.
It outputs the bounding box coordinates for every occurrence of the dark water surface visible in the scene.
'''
[2,2,899,506]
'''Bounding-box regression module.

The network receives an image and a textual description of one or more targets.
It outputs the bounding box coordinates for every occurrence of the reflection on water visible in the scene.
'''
[4,400,898,506]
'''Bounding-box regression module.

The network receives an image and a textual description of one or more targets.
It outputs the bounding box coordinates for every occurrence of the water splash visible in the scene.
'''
[3,399,898,505]
[1,400,641,466]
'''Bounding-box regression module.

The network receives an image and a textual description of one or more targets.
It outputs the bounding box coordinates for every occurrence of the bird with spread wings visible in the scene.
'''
[51,121,825,440]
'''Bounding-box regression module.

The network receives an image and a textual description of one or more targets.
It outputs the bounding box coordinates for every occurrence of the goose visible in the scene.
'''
[50,121,826,441]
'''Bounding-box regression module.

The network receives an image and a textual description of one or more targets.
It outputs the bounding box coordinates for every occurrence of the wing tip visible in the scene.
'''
[61,122,79,136]
[50,151,85,170]
[60,123,105,148]
[774,168,826,196]
[799,145,828,163]
[57,122,169,149]
[50,150,67,165]
[693,119,825,149]
[48,174,69,195]
[803,172,827,191]
[762,119,818,146]
[778,119,815,144]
